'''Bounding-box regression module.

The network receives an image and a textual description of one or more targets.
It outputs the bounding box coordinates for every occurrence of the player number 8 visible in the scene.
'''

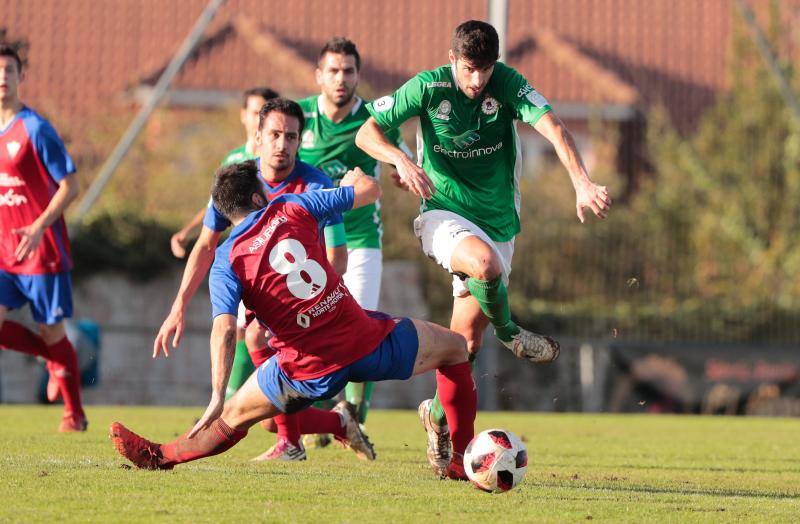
[268,238,327,300]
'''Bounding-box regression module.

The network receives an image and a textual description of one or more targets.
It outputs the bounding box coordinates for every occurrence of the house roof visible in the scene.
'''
[3,0,799,133]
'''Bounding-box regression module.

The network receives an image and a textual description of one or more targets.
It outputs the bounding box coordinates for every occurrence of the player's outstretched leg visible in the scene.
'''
[408,319,476,480]
[111,373,274,469]
[451,236,560,363]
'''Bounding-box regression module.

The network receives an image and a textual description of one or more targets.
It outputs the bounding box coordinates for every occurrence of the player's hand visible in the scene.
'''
[188,394,224,438]
[340,167,368,187]
[12,224,44,262]
[170,230,189,259]
[388,170,410,192]
[153,307,185,359]
[575,180,612,223]
[396,158,435,199]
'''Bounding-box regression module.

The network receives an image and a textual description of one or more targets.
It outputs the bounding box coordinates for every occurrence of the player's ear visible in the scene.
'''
[315,67,324,87]
[251,191,267,209]
[254,130,262,147]
[448,49,457,66]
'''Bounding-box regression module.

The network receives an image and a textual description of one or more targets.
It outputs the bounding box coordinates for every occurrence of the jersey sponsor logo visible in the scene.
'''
[481,96,500,115]
[426,81,452,88]
[517,84,534,98]
[249,215,288,254]
[6,141,21,159]
[0,188,28,207]
[318,159,348,179]
[296,313,311,328]
[452,129,481,150]
[435,100,452,121]
[301,129,315,149]
[433,140,503,159]
[306,281,348,318]
[373,96,394,112]
[0,173,25,187]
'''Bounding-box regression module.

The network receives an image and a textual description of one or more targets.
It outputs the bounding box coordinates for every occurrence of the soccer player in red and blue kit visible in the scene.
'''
[111,163,476,480]
[0,45,86,432]
[154,98,349,461]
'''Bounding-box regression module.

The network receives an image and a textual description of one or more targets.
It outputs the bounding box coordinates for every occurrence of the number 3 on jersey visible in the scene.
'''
[268,238,327,300]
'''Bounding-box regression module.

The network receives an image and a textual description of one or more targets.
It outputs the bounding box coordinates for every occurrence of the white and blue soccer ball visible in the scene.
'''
[464,429,528,493]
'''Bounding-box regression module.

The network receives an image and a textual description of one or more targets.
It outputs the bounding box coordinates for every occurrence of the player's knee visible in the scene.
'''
[445,331,469,364]
[38,322,65,345]
[468,252,502,281]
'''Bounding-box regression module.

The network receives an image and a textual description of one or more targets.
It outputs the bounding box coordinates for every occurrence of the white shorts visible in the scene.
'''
[413,210,514,297]
[342,248,383,310]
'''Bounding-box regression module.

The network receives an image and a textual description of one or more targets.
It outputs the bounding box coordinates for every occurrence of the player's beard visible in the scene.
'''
[328,85,356,108]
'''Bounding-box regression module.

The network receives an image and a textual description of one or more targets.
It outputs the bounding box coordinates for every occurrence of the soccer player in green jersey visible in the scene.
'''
[297,38,411,426]
[167,87,279,401]
[356,21,611,475]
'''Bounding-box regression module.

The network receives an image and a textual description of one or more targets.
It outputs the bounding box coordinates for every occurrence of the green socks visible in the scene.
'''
[225,339,255,400]
[466,276,519,342]
[345,382,375,424]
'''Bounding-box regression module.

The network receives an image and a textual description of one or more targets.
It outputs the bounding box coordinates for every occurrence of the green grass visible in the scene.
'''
[1,406,799,523]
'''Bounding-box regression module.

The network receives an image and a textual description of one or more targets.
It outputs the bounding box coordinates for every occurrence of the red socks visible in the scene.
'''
[0,320,48,357]
[436,362,477,456]
[263,408,347,443]
[160,419,247,467]
[0,321,84,418]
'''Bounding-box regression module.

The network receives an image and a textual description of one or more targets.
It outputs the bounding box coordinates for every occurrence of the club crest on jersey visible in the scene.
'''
[6,141,21,159]
[481,96,499,115]
[373,96,394,112]
[435,100,452,120]
[301,129,315,149]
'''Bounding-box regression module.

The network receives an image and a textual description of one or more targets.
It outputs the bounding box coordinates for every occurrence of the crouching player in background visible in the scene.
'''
[111,164,476,479]
[0,45,86,432]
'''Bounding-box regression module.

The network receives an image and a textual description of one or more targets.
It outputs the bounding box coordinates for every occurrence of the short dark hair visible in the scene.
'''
[258,97,305,132]
[0,44,23,73]
[242,87,279,108]
[451,21,499,69]
[211,160,265,221]
[318,37,361,71]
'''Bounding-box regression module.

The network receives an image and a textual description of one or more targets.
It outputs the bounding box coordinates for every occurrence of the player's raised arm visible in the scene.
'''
[188,313,237,437]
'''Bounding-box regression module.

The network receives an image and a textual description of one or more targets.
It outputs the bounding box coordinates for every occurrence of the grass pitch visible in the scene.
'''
[1,406,799,522]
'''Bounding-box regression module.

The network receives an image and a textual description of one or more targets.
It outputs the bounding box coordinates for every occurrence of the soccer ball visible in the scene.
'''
[464,429,528,493]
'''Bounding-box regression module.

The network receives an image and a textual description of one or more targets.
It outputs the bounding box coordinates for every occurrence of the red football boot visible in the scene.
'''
[442,452,468,481]
[59,413,88,432]
[110,422,173,470]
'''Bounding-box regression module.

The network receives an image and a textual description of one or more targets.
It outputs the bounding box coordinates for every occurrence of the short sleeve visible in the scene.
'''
[366,75,426,130]
[501,66,552,127]
[209,256,242,319]
[203,197,232,232]
[26,118,76,182]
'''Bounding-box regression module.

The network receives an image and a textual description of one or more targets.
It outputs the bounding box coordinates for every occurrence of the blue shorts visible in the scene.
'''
[257,317,418,413]
[0,271,73,325]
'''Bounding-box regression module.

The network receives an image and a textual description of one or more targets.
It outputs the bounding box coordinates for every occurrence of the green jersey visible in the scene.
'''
[298,95,405,249]
[221,143,256,167]
[366,62,551,242]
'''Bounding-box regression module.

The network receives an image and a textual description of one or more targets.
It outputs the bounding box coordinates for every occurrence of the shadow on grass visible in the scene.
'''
[532,481,800,500]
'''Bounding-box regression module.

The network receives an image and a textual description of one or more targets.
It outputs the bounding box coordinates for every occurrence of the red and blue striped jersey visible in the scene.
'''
[209,187,394,380]
[0,107,75,275]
